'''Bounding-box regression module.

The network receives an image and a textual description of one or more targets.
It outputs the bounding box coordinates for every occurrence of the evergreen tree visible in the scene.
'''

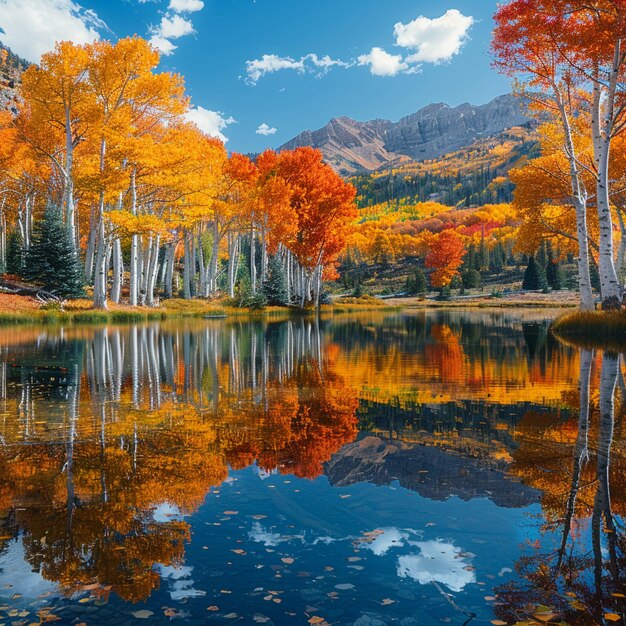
[590,259,601,292]
[405,268,427,295]
[23,205,85,298]
[5,230,23,276]
[462,269,482,289]
[477,233,489,270]
[545,247,564,290]
[522,256,547,290]
[262,255,289,306]
[490,242,505,272]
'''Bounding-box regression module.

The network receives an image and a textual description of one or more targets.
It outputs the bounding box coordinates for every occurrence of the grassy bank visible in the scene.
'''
[551,310,626,350]
[0,294,397,326]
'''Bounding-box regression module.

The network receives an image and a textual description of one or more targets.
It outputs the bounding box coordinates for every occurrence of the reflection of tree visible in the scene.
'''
[0,318,358,601]
[495,350,626,625]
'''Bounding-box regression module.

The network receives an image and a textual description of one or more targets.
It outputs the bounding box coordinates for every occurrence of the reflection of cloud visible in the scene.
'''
[158,565,206,600]
[361,527,410,556]
[153,502,182,523]
[0,538,56,598]
[253,464,275,480]
[397,540,475,592]
[248,522,286,547]
[248,522,307,547]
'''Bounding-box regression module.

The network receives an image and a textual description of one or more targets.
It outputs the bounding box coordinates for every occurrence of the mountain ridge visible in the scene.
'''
[279,94,533,176]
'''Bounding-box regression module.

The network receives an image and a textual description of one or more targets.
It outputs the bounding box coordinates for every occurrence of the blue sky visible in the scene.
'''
[0,0,511,153]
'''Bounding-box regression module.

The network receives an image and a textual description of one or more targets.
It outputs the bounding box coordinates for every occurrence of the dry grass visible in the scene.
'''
[551,310,626,350]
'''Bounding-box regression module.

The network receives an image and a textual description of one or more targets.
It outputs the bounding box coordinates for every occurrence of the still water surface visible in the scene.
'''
[0,310,623,625]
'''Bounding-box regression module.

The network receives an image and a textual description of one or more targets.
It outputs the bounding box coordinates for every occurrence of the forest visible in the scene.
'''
[0,38,357,310]
[0,0,625,314]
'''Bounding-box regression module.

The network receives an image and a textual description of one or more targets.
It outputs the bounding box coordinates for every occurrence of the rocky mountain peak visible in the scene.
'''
[279,94,531,176]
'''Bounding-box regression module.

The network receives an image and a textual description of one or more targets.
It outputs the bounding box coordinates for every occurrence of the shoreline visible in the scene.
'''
[550,309,626,350]
[0,290,581,326]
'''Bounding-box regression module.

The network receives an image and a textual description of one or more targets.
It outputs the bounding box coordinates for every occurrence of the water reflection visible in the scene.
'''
[0,320,358,602]
[0,312,624,625]
[495,348,626,625]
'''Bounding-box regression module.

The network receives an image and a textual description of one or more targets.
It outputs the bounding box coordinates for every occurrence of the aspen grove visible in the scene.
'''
[0,37,358,309]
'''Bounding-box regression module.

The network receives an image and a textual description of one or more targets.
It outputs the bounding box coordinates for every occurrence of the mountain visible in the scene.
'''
[280,94,533,176]
[0,43,28,115]
[352,126,539,207]
[325,436,540,508]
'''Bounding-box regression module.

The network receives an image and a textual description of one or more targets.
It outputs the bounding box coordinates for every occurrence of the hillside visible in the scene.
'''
[352,125,539,208]
[0,43,27,115]
[280,94,533,176]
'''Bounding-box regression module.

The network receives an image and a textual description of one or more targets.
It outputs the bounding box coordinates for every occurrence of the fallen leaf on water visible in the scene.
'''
[131,610,154,619]
[272,598,282,604]
[224,511,239,515]
[605,614,621,622]
[309,618,325,625]
[232,549,246,555]
[612,593,626,598]
[206,606,219,611]
[380,599,395,606]
[346,557,361,562]
[484,596,496,601]
[224,613,238,619]
[281,558,294,564]
[491,621,508,625]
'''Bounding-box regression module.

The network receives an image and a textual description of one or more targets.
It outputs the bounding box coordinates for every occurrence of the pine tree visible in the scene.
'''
[522,256,547,290]
[5,230,23,276]
[462,268,482,289]
[405,268,427,295]
[262,255,289,306]
[23,205,85,298]
[545,246,565,291]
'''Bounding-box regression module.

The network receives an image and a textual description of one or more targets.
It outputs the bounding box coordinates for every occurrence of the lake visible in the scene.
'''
[0,310,623,625]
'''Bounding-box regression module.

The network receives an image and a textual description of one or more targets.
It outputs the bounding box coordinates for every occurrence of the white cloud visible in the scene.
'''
[358,47,410,77]
[169,0,204,12]
[245,53,350,85]
[397,540,476,593]
[149,34,177,56]
[149,12,196,56]
[394,9,474,64]
[158,14,195,39]
[243,9,474,84]
[256,123,277,136]
[0,0,105,63]
[185,106,236,142]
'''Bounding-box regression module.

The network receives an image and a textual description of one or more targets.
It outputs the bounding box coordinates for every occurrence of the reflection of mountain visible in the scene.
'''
[326,436,540,508]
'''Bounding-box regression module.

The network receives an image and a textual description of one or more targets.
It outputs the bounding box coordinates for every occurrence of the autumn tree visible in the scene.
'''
[425,229,466,288]
[276,147,357,307]
[493,0,626,308]
[492,1,594,309]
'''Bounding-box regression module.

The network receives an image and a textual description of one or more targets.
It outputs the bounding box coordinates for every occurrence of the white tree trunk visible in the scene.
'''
[146,234,161,306]
[556,93,595,311]
[111,237,123,304]
[591,66,622,303]
[183,230,192,300]
[93,216,109,310]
